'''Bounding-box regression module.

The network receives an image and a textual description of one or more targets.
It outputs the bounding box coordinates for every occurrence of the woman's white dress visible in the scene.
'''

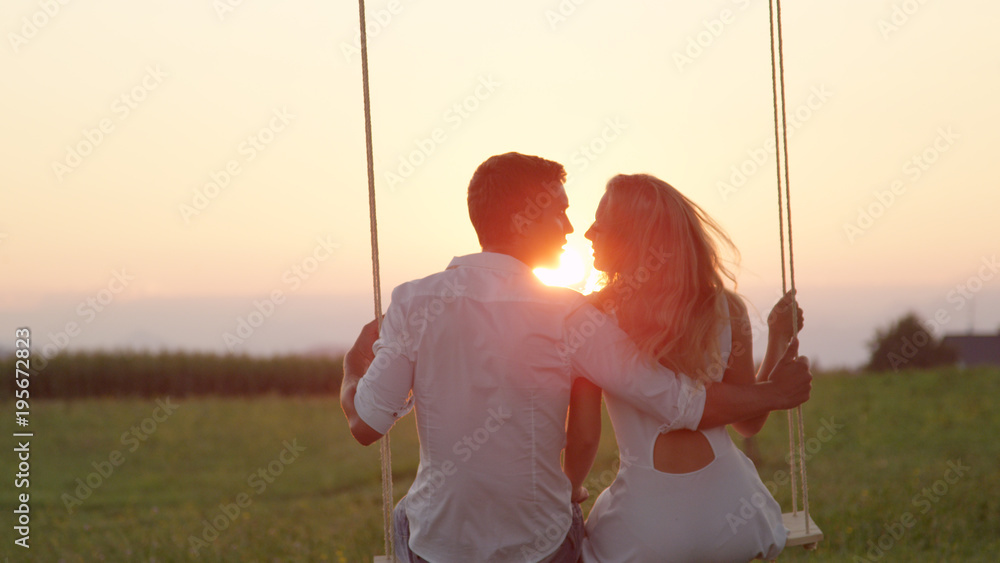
[581,303,787,562]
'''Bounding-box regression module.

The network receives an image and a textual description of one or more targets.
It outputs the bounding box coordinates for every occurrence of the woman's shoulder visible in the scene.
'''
[586,288,617,316]
[720,288,747,318]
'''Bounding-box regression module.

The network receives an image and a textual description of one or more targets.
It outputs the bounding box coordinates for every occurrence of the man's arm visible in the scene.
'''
[698,337,811,430]
[729,290,803,437]
[568,301,811,432]
[340,319,384,446]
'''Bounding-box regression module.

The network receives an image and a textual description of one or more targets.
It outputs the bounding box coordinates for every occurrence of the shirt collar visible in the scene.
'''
[447,252,535,276]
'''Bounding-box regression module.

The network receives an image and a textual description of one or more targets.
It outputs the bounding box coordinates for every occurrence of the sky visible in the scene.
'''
[1,0,998,368]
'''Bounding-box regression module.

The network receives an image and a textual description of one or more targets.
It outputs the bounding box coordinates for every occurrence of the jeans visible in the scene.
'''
[392,495,585,563]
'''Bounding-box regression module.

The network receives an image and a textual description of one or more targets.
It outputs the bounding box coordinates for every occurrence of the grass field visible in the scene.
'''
[2,368,999,561]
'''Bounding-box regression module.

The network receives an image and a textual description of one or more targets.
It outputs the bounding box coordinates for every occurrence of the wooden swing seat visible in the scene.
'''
[781,511,823,550]
[377,513,824,563]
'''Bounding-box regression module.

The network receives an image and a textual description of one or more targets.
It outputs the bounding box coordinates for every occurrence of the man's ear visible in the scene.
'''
[511,211,533,237]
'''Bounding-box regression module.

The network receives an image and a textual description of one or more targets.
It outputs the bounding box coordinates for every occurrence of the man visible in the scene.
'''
[341,152,812,562]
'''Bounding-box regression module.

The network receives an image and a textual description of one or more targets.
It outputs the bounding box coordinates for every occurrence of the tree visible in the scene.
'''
[866,312,958,372]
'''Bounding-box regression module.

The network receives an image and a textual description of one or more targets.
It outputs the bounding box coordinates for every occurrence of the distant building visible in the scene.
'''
[942,333,1000,367]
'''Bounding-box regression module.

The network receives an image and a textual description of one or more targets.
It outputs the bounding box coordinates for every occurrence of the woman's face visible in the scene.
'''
[585,192,626,274]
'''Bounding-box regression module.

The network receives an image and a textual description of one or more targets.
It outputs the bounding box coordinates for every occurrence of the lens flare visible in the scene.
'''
[534,247,586,288]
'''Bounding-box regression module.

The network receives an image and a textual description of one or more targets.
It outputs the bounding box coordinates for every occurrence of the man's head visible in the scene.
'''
[467,152,572,269]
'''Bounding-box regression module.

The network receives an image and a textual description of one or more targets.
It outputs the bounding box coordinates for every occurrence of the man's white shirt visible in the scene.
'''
[355,252,705,562]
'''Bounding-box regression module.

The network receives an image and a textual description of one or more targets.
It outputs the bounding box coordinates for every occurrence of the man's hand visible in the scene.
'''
[700,337,812,429]
[347,317,381,373]
[341,318,385,446]
[766,337,812,410]
[571,485,590,504]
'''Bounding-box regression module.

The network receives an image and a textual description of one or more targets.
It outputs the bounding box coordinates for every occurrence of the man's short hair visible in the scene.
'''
[467,152,567,248]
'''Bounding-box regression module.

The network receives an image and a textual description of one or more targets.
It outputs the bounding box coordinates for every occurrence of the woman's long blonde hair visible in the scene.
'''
[594,174,741,384]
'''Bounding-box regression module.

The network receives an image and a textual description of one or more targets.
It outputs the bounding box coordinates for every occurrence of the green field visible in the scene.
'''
[2,368,999,561]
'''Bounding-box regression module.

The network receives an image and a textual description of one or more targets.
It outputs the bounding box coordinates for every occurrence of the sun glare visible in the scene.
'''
[534,247,586,289]
[581,269,605,295]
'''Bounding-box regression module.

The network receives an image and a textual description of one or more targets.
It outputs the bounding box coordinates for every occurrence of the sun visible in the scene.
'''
[534,247,587,289]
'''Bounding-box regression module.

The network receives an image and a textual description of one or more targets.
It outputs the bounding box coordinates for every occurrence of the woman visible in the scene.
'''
[564,174,802,562]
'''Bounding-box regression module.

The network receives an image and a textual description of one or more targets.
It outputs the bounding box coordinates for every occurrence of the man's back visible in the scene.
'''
[357,253,582,562]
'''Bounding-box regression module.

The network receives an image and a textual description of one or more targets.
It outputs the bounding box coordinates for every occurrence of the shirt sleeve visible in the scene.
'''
[565,301,706,431]
[354,296,416,434]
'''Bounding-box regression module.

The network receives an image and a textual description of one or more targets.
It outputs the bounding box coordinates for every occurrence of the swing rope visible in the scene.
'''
[356,0,394,558]
[767,0,811,535]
